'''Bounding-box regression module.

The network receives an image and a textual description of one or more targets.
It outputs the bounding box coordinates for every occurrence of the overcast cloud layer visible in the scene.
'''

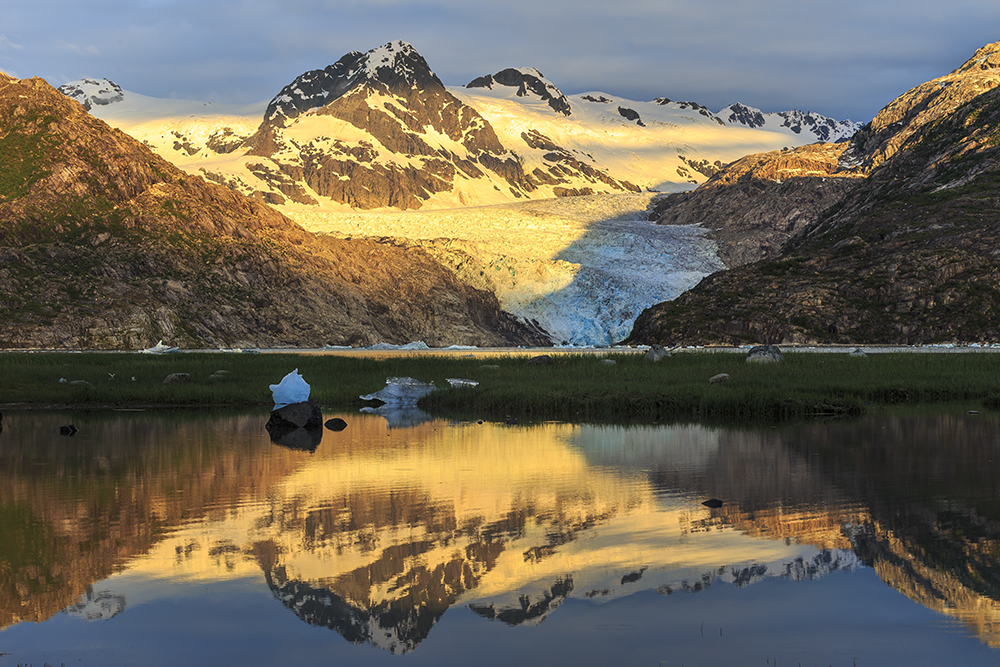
[2,1,1000,122]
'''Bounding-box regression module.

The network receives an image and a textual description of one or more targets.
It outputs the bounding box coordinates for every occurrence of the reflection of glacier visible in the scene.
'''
[91,414,1000,653]
[218,420,858,650]
[63,586,126,621]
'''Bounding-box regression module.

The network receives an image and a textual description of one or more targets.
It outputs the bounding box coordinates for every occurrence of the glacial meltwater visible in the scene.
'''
[1,409,999,666]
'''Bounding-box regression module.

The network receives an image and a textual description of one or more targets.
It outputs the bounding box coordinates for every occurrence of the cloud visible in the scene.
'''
[0,34,24,52]
[5,0,1000,121]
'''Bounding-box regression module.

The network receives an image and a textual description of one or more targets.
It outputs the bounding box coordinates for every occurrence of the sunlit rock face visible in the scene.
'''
[0,72,546,349]
[240,41,638,211]
[466,67,573,116]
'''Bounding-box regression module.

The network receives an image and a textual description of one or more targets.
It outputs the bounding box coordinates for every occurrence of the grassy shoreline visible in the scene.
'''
[2,350,999,424]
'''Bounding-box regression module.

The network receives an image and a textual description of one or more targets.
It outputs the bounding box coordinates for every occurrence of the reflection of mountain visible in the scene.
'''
[4,411,1000,654]
[0,411,310,629]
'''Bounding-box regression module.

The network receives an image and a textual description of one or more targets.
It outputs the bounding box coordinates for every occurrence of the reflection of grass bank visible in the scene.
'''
[1,351,998,423]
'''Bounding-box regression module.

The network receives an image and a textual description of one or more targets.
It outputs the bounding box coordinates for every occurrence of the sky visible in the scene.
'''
[2,0,999,122]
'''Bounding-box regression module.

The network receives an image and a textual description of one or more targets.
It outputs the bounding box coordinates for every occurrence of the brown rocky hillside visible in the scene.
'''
[0,72,548,349]
[629,81,1000,346]
[649,40,1000,271]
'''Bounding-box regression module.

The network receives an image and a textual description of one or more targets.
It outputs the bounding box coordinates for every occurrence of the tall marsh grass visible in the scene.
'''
[0,351,997,424]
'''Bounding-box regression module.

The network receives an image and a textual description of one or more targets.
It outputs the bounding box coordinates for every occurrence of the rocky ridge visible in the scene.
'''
[466,67,572,115]
[630,47,1000,346]
[239,41,638,210]
[0,72,547,349]
[720,102,862,143]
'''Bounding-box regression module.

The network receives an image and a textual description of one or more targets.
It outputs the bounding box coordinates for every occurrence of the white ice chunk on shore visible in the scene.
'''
[360,377,436,407]
[270,369,310,407]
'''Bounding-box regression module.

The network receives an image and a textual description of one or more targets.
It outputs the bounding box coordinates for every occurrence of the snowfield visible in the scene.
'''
[288,193,723,346]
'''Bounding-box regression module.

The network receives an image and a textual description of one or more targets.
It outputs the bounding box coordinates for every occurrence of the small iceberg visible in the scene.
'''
[270,369,311,408]
[140,340,179,354]
[360,377,436,407]
[446,378,479,388]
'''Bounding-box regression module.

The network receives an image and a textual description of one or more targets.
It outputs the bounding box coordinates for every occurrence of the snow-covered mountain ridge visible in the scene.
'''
[58,41,865,346]
[719,102,862,143]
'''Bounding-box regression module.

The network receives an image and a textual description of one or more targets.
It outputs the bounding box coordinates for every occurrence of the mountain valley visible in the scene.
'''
[49,40,864,347]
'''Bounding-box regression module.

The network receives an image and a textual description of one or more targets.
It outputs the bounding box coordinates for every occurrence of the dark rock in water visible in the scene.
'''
[268,425,323,452]
[701,498,724,508]
[269,400,323,430]
[525,355,555,366]
[60,424,79,436]
[266,400,324,450]
[325,417,348,432]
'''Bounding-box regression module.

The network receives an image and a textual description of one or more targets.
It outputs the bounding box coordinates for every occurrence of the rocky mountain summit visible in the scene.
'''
[466,67,572,115]
[0,72,546,349]
[239,41,638,210]
[57,77,124,111]
[720,102,862,143]
[629,39,1000,346]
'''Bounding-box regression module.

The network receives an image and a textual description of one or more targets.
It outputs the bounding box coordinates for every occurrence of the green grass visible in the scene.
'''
[1,351,999,424]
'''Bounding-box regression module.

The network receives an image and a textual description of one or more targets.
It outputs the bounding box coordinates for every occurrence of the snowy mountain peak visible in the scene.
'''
[58,78,125,111]
[719,102,862,143]
[466,67,572,116]
[264,40,443,125]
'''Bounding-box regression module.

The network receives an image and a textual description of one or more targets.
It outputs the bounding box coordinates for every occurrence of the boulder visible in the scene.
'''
[162,373,191,384]
[600,358,616,365]
[708,373,730,384]
[525,355,555,366]
[849,348,868,357]
[745,345,783,363]
[325,417,348,432]
[266,400,324,451]
[644,345,670,363]
[267,400,323,430]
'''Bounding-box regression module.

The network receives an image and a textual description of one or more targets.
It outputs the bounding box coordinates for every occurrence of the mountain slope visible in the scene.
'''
[629,80,1000,346]
[647,40,1000,272]
[0,72,546,349]
[840,40,1000,172]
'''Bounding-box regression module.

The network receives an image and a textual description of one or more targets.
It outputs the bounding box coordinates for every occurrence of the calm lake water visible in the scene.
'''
[1,408,999,667]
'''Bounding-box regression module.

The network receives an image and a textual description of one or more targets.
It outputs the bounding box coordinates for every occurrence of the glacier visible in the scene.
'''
[294,193,723,346]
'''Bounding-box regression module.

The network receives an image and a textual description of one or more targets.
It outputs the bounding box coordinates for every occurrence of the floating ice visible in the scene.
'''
[270,369,311,408]
[360,377,436,407]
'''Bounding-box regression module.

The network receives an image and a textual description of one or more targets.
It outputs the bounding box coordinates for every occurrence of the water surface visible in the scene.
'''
[1,409,998,666]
